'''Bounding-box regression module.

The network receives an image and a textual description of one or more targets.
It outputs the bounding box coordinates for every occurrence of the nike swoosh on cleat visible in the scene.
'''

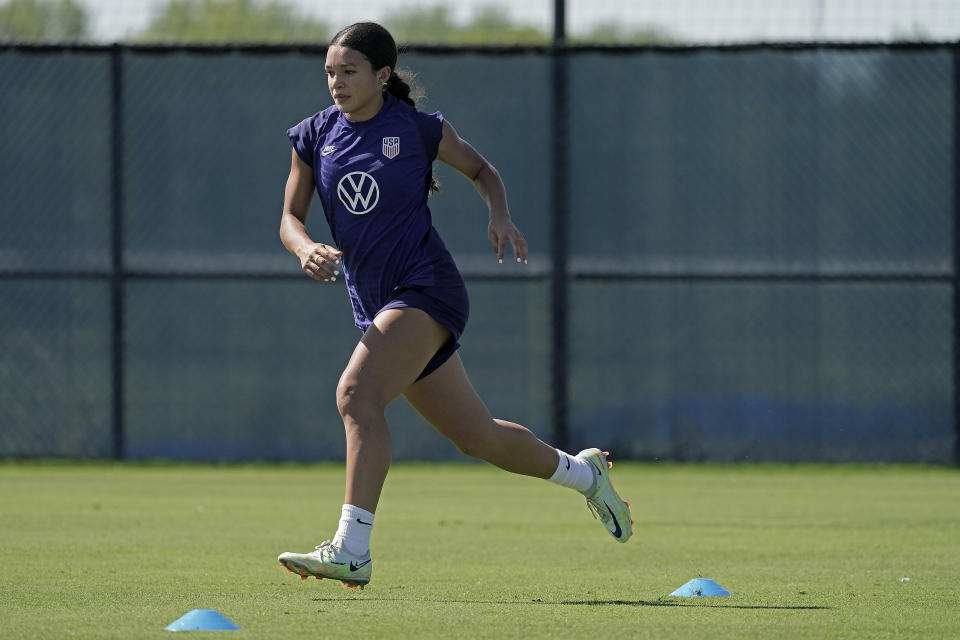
[603,502,623,538]
[349,559,372,572]
[590,461,602,476]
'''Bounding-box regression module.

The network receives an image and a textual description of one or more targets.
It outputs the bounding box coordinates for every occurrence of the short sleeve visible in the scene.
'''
[286,113,323,168]
[415,110,444,160]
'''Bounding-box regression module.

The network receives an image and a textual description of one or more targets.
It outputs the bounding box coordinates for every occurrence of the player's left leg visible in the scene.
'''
[403,352,557,477]
[403,353,633,542]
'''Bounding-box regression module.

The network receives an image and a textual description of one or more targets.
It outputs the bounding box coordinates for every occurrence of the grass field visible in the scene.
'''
[2,462,958,639]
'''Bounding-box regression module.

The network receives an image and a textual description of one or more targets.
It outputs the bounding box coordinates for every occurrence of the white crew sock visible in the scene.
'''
[332,504,374,556]
[547,449,596,495]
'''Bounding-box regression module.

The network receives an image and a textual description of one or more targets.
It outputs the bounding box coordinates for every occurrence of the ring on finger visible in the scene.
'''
[314,255,323,265]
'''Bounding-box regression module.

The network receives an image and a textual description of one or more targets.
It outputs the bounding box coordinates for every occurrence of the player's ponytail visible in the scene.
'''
[384,70,417,107]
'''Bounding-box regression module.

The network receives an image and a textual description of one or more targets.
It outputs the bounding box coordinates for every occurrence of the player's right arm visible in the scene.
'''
[280,148,342,281]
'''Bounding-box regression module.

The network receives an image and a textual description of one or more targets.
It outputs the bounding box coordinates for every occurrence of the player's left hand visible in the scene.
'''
[489,218,528,265]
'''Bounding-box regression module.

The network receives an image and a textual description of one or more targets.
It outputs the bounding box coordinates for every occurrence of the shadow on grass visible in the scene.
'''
[560,599,831,610]
[311,596,829,610]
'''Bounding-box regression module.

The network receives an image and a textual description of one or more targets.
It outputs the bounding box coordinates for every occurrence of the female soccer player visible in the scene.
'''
[277,22,632,590]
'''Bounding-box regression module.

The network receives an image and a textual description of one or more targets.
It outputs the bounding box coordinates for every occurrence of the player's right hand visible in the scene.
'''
[299,243,343,282]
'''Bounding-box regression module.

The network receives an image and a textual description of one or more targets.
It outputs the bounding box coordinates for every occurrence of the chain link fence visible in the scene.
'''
[1,43,956,462]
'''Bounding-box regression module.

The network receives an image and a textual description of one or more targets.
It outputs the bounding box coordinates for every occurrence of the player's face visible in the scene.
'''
[325,45,389,122]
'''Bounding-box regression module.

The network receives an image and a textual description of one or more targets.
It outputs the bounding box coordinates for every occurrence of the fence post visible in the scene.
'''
[110,44,126,460]
[550,0,569,450]
[954,45,960,466]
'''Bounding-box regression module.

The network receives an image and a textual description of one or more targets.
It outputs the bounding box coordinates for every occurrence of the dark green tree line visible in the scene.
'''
[136,0,329,43]
[0,0,86,41]
[0,0,671,44]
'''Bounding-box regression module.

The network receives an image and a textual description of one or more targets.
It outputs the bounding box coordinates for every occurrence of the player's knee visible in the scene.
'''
[452,436,484,459]
[449,428,492,460]
[336,378,378,421]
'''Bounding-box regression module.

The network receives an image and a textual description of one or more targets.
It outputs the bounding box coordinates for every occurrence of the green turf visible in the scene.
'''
[1,461,958,639]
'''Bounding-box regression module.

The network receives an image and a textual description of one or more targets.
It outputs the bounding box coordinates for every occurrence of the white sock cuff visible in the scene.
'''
[340,504,375,526]
[333,504,375,556]
[549,449,571,481]
[548,449,596,494]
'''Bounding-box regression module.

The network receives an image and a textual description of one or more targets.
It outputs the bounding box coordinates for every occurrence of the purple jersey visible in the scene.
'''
[287,93,467,335]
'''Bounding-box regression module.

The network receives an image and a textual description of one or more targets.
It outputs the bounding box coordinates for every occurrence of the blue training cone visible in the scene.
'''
[670,578,732,597]
[165,609,242,631]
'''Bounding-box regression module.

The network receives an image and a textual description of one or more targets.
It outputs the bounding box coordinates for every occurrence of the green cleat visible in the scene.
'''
[577,448,633,543]
[278,540,371,589]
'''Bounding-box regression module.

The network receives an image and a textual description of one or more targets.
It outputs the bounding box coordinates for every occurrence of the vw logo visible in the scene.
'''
[337,171,379,215]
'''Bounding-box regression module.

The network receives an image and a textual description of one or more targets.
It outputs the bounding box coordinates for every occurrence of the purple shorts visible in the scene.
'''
[377,283,470,380]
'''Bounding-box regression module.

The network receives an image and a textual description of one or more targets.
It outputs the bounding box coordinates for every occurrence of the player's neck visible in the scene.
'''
[342,93,386,123]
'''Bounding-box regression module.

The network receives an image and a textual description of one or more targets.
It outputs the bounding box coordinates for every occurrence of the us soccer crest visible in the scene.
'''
[382,137,400,159]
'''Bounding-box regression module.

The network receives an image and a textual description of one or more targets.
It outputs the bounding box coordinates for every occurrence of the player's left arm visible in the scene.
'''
[437,120,528,264]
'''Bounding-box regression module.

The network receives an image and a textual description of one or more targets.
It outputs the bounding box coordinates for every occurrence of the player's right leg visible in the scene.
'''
[336,307,450,512]
[278,541,372,590]
[278,308,451,588]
